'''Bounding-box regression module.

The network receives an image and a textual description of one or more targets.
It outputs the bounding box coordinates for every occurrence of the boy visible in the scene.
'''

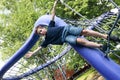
[25,1,119,58]
[36,20,107,48]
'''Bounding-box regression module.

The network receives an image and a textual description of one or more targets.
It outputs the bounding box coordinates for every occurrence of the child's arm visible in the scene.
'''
[48,20,55,27]
[51,0,58,21]
[25,46,42,58]
[48,0,58,27]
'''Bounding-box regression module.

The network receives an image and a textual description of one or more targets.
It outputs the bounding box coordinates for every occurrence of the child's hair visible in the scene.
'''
[35,26,39,34]
[35,25,47,34]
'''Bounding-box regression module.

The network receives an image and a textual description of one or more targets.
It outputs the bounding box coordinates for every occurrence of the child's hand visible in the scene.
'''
[25,51,33,58]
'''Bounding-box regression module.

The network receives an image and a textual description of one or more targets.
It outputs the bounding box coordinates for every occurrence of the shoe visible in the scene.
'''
[100,43,108,53]
[100,43,109,57]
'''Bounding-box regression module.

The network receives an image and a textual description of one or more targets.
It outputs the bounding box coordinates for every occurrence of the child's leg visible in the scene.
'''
[65,35,102,48]
[81,29,108,39]
[76,38,103,48]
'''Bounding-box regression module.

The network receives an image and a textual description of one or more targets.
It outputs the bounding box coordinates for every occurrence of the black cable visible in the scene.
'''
[104,0,120,56]
[108,0,120,9]
[105,11,120,55]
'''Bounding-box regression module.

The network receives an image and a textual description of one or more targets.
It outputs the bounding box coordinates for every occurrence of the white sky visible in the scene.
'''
[0,8,11,15]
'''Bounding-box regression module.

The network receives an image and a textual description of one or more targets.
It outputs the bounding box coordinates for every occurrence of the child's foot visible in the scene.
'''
[100,43,110,57]
[100,43,108,53]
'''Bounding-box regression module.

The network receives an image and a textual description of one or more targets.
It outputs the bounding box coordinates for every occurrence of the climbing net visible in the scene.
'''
[1,0,120,80]
[61,0,120,57]
[2,44,88,80]
[2,45,69,79]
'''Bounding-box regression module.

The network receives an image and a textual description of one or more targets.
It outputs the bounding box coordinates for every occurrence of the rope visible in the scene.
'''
[108,0,120,9]
[59,0,106,33]
[104,0,120,55]
[106,12,120,54]
[60,0,120,57]
[2,46,71,80]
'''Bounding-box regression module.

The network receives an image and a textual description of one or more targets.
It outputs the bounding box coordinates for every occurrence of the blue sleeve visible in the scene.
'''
[48,20,55,27]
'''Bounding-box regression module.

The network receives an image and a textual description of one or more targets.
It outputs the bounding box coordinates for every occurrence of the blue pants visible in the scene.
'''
[62,25,83,45]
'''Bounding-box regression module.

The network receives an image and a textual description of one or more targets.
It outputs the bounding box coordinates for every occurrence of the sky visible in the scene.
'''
[0,8,11,15]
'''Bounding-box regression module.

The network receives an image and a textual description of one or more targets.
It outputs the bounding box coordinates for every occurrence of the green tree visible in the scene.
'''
[0,0,54,60]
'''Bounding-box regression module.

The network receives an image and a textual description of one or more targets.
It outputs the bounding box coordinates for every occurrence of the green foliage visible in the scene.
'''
[57,0,112,19]
[0,0,37,59]
[65,49,86,70]
[0,0,54,59]
[114,0,120,5]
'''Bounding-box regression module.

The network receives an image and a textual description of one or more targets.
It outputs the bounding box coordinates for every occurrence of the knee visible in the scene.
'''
[81,29,89,35]
[76,38,86,44]
[82,29,89,34]
[65,36,77,45]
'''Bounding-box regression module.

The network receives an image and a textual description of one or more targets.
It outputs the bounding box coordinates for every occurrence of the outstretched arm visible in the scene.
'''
[51,0,58,21]
[25,46,42,58]
[48,0,58,27]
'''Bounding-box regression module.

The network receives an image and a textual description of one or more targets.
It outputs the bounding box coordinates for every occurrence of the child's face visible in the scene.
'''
[36,26,47,36]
